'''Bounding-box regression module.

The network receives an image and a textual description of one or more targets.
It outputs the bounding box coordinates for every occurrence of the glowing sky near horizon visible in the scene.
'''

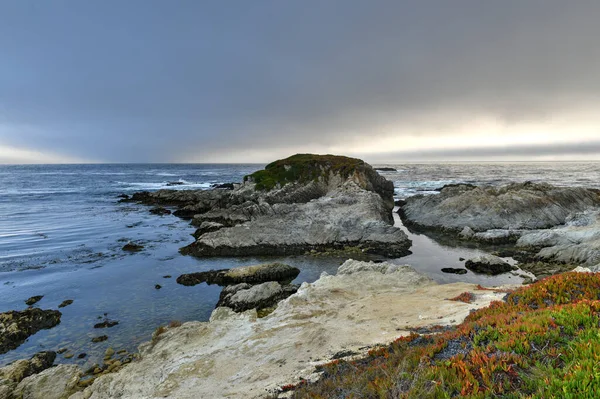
[1,1,600,164]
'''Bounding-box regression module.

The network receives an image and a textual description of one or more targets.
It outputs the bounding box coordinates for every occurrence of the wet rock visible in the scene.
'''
[177,263,300,287]
[77,353,87,359]
[14,364,82,399]
[24,296,43,306]
[149,207,171,216]
[465,255,516,275]
[458,226,474,239]
[154,284,162,290]
[91,335,108,343]
[441,268,468,275]
[58,300,73,308]
[459,257,465,261]
[162,275,171,279]
[93,316,119,329]
[216,282,299,312]
[166,181,184,186]
[56,348,67,355]
[122,242,144,252]
[0,309,62,354]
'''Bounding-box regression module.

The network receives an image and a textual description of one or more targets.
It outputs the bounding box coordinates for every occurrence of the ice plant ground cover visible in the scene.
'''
[289,272,600,398]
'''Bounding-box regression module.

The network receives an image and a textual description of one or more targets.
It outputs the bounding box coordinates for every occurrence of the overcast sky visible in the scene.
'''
[1,1,600,163]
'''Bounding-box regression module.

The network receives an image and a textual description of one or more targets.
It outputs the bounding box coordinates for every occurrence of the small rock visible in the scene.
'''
[63,353,74,359]
[94,319,119,329]
[77,353,87,359]
[122,242,144,252]
[441,268,468,275]
[58,299,74,308]
[25,296,44,306]
[56,348,68,354]
[459,257,465,261]
[162,275,172,279]
[149,207,171,216]
[465,255,516,276]
[216,281,299,312]
[91,335,108,343]
[166,181,184,186]
[458,226,475,239]
[154,284,162,290]
[105,347,115,358]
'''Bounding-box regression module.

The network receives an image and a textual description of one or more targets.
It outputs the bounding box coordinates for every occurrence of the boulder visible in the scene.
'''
[216,282,299,312]
[465,255,516,275]
[0,309,61,354]
[0,351,56,385]
[177,263,300,287]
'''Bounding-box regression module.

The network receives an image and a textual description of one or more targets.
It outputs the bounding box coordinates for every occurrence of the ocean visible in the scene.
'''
[1,162,599,367]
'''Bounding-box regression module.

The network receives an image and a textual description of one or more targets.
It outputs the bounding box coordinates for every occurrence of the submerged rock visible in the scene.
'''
[58,300,73,308]
[24,296,43,306]
[465,255,516,275]
[177,263,300,286]
[216,282,299,312]
[400,182,600,236]
[121,242,144,252]
[149,207,171,216]
[0,309,62,354]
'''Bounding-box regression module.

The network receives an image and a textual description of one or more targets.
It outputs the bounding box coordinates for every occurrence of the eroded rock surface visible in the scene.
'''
[126,154,411,258]
[0,309,61,354]
[400,182,600,235]
[216,281,299,312]
[73,260,513,399]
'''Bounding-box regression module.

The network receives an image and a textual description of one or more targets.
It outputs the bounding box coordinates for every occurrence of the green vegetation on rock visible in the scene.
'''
[288,272,600,398]
[244,154,365,191]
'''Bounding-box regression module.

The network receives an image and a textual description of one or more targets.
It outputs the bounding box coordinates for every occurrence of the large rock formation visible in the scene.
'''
[176,263,300,286]
[126,154,411,258]
[0,309,62,354]
[399,182,600,239]
[68,260,512,399]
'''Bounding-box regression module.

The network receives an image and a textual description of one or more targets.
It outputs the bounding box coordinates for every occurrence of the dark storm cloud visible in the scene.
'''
[1,1,600,162]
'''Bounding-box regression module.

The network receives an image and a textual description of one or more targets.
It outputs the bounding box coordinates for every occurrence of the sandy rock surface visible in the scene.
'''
[72,260,512,399]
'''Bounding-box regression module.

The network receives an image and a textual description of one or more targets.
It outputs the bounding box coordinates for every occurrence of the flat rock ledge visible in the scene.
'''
[125,154,411,258]
[176,262,300,286]
[0,309,62,354]
[71,260,514,399]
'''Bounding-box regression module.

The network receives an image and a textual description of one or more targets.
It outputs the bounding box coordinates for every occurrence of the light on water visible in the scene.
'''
[0,162,599,367]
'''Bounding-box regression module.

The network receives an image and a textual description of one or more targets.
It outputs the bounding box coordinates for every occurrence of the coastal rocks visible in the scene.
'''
[176,263,300,286]
[441,268,468,275]
[516,210,600,265]
[24,296,43,306]
[13,364,82,399]
[465,255,516,275]
[216,282,299,312]
[128,154,411,258]
[73,260,513,399]
[0,309,62,354]
[121,242,143,252]
[91,335,108,343]
[149,207,171,216]
[374,167,397,172]
[0,351,56,386]
[58,300,73,308]
[399,182,600,236]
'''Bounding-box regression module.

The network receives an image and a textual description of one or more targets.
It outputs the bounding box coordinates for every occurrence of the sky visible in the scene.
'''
[1,1,600,164]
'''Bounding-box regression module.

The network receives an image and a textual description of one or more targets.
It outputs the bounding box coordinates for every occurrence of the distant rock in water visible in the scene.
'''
[25,296,43,306]
[127,154,411,258]
[166,181,184,187]
[177,263,300,287]
[58,299,73,308]
[0,309,62,354]
[122,242,144,252]
[465,255,516,275]
[210,183,235,190]
[149,207,171,215]
[374,167,397,172]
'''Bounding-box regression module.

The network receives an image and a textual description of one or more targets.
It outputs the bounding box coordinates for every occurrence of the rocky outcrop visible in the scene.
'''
[13,364,82,399]
[465,255,516,275]
[68,260,513,399]
[176,263,300,286]
[0,309,61,354]
[216,282,299,312]
[126,154,410,258]
[399,182,600,237]
[0,351,60,399]
[516,210,600,265]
